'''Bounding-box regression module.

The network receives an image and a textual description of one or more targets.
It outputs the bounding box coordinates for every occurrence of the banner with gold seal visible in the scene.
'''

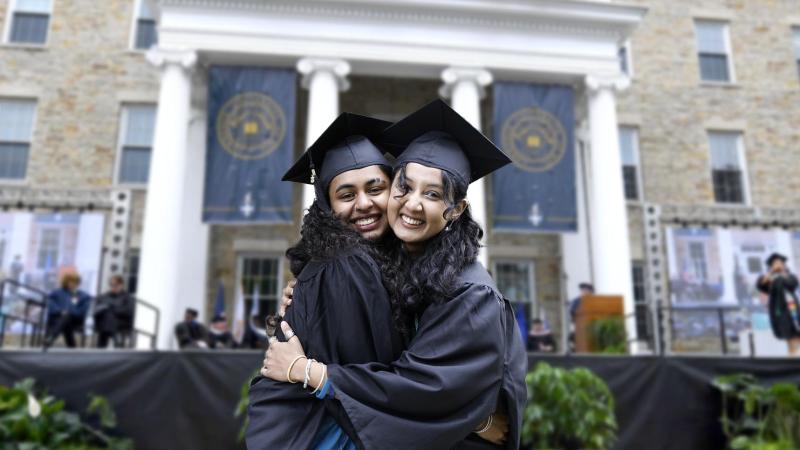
[492,82,576,232]
[203,66,296,223]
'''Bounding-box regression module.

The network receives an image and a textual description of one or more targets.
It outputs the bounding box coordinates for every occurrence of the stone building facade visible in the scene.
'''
[1,0,798,352]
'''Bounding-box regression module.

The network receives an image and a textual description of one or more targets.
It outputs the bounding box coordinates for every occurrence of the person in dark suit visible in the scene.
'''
[569,282,595,322]
[174,308,208,349]
[45,272,91,348]
[93,275,135,348]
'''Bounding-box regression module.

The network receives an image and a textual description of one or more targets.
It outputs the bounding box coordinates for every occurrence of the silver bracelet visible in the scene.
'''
[303,359,315,389]
[311,364,327,395]
[476,414,493,434]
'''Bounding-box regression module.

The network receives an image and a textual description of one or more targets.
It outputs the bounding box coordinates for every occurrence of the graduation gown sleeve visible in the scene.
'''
[246,250,404,450]
[326,274,527,450]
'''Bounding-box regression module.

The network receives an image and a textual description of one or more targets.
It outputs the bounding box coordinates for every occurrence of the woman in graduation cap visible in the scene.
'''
[246,113,407,449]
[756,252,800,356]
[263,100,528,449]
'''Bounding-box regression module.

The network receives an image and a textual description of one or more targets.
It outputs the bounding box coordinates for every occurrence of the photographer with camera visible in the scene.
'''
[756,253,800,356]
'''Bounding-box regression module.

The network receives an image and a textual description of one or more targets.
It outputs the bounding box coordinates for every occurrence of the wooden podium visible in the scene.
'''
[575,295,624,353]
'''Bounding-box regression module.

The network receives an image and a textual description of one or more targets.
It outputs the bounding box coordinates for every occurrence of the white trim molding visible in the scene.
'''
[153,0,647,81]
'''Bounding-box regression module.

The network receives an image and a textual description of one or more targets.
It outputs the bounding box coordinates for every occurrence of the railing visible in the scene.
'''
[657,304,759,357]
[0,279,48,349]
[558,296,761,357]
[0,278,160,351]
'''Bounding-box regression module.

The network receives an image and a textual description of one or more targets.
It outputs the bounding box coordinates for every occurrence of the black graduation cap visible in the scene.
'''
[282,113,392,211]
[381,99,511,185]
[211,313,226,323]
[765,252,788,268]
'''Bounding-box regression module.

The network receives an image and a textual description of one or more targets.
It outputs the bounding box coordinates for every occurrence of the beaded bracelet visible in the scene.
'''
[303,358,316,389]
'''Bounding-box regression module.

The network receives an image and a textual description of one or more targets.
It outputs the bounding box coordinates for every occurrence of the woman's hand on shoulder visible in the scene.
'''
[261,321,306,382]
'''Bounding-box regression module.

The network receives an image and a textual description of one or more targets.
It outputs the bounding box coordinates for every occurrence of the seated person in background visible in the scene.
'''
[174,308,208,349]
[45,272,92,349]
[208,313,236,349]
[93,275,135,348]
[527,319,556,353]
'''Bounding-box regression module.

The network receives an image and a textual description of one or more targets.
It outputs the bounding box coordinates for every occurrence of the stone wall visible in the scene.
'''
[0,0,158,290]
[0,0,159,189]
[614,0,800,209]
[614,0,800,352]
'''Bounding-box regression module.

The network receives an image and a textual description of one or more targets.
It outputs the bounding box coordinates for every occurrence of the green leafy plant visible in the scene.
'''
[587,317,626,354]
[0,378,132,449]
[235,369,261,442]
[712,373,800,450]
[522,362,617,450]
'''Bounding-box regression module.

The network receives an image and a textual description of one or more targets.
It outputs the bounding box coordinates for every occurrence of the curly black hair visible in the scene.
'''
[390,163,484,335]
[285,200,406,327]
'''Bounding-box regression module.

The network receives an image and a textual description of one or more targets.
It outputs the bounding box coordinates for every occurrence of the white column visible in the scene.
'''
[138,48,197,349]
[440,67,493,267]
[585,74,637,350]
[561,121,593,301]
[296,58,351,209]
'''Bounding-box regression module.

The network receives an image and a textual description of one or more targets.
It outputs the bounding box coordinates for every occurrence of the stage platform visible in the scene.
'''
[1,350,798,450]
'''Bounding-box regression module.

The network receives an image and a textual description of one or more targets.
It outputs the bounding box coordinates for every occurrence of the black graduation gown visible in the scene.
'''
[757,273,800,339]
[246,248,404,450]
[326,262,528,450]
[208,329,236,349]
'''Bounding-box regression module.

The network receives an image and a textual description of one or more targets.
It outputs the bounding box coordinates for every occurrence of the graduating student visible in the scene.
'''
[264,100,528,449]
[246,113,406,449]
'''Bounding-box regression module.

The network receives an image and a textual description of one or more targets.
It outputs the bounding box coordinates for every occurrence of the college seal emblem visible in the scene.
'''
[216,92,286,160]
[501,107,567,173]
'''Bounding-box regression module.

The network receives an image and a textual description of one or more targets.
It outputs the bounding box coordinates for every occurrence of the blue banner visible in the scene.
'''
[492,82,576,232]
[203,66,296,223]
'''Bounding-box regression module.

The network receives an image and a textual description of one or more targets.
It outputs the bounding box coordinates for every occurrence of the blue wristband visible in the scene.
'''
[315,378,332,399]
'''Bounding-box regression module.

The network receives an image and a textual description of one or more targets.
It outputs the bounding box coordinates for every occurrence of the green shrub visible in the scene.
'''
[587,317,626,354]
[0,378,131,450]
[522,362,617,450]
[712,373,800,450]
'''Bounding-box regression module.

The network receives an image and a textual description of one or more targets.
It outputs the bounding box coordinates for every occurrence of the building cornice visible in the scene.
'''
[154,0,647,80]
[158,0,646,40]
[0,187,114,210]
[655,203,800,228]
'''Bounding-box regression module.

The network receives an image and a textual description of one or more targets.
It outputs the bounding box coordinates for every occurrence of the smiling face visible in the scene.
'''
[388,162,466,254]
[327,165,391,241]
